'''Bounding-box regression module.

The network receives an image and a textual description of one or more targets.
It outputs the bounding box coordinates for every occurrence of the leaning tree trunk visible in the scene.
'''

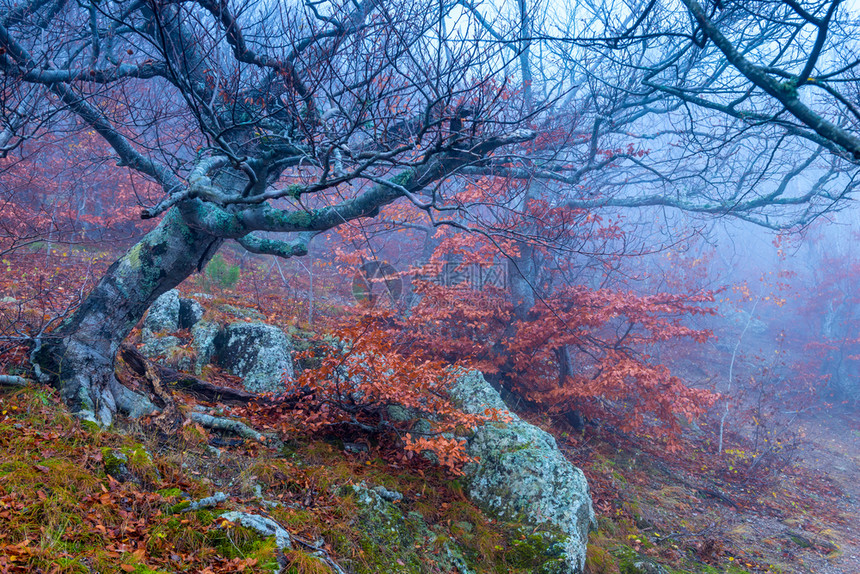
[33,207,222,425]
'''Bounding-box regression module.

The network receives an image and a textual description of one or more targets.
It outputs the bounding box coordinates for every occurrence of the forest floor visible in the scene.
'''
[559,405,860,574]
[1,248,858,573]
[0,383,587,574]
[1,375,857,574]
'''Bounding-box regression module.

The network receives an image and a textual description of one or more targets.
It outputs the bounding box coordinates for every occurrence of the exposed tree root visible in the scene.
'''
[110,374,159,418]
[135,358,184,433]
[117,345,277,447]
[188,412,274,446]
[119,345,259,404]
[0,374,31,387]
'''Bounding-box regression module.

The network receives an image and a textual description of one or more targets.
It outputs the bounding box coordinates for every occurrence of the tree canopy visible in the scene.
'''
[1,0,857,425]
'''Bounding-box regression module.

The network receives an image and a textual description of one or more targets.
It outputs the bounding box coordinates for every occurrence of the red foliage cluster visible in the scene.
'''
[401,282,718,437]
[0,249,112,373]
[0,129,158,255]
[244,311,498,474]
[288,172,723,445]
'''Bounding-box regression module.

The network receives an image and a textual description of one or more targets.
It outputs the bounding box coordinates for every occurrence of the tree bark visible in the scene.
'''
[33,207,222,425]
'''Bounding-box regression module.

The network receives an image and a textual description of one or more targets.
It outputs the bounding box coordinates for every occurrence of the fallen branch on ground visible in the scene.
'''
[118,345,279,447]
[290,531,348,574]
[219,511,292,551]
[120,345,259,404]
[0,374,31,387]
[651,458,740,509]
[188,411,275,446]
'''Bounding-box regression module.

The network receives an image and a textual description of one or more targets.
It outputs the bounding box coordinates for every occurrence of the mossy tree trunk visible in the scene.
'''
[34,208,222,425]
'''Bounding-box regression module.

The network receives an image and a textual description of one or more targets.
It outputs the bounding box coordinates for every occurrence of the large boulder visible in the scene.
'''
[191,320,221,374]
[143,289,181,333]
[451,370,596,574]
[140,291,293,395]
[141,290,182,358]
[212,322,293,394]
[178,297,205,329]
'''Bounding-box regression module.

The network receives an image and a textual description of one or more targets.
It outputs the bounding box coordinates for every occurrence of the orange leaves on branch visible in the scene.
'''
[402,281,718,438]
[252,310,486,474]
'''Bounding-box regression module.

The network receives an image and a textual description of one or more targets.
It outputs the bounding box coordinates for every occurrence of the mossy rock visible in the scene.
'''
[101,447,129,478]
[345,484,474,574]
[505,526,570,574]
[451,370,595,573]
[613,546,669,574]
[101,444,158,484]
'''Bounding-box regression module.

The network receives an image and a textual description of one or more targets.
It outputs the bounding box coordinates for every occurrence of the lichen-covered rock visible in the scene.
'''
[179,297,205,329]
[143,289,181,333]
[140,294,294,394]
[348,484,474,574]
[214,322,293,394]
[191,320,221,374]
[141,334,182,359]
[101,448,130,479]
[143,289,205,336]
[450,370,596,574]
[141,290,183,358]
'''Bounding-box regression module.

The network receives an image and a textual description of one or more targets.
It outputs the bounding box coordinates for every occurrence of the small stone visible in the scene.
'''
[374,486,403,503]
[102,448,129,478]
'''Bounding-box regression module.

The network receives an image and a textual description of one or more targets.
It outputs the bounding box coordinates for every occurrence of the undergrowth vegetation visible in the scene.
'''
[0,385,580,573]
[3,371,855,574]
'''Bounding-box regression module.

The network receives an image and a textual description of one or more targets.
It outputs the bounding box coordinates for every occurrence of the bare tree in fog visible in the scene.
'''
[558,0,860,227]
[0,0,536,423]
[3,0,858,425]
